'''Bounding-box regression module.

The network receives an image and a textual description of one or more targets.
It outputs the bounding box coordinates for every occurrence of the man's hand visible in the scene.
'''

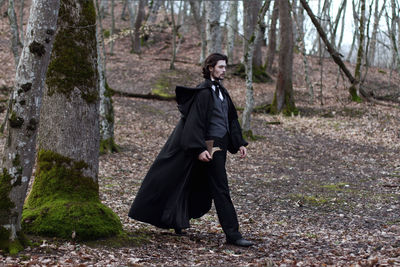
[239,146,247,158]
[198,150,212,162]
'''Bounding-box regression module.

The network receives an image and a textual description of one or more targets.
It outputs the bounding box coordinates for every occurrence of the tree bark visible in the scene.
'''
[205,0,221,54]
[265,0,278,73]
[96,2,117,154]
[133,0,145,54]
[8,0,23,68]
[225,0,238,64]
[300,0,370,101]
[170,0,177,70]
[242,0,271,132]
[271,0,296,115]
[147,0,162,24]
[189,0,206,64]
[23,0,122,240]
[0,0,60,253]
[243,0,263,68]
[127,0,137,53]
[99,0,108,18]
[292,2,314,103]
[18,0,25,44]
[109,0,115,54]
[354,0,365,84]
[368,0,384,65]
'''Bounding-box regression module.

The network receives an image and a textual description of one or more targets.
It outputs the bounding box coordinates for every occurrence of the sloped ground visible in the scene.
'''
[1,2,400,265]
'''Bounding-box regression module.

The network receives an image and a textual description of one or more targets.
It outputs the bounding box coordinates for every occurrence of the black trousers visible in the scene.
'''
[205,134,242,241]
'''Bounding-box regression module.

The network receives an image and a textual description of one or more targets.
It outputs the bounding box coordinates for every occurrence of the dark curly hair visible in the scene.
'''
[202,53,228,79]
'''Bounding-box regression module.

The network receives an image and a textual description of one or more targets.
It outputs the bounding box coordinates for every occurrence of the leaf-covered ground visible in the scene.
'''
[1,2,400,265]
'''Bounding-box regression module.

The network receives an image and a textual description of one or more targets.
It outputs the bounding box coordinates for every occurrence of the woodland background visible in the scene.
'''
[0,0,400,266]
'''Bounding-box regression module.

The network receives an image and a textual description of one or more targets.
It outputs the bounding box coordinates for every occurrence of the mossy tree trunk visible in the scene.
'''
[242,0,271,132]
[205,0,221,54]
[0,0,60,254]
[96,10,118,154]
[22,0,122,241]
[271,0,297,115]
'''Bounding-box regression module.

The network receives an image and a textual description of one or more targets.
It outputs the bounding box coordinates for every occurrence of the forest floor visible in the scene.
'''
[1,2,400,266]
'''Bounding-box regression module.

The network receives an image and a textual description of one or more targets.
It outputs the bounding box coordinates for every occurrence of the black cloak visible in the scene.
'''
[128,79,248,230]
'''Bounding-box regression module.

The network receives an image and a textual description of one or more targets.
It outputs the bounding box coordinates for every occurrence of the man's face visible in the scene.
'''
[209,60,226,80]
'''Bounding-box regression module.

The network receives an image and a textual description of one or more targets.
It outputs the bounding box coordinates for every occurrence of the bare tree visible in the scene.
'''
[132,0,146,54]
[170,0,177,69]
[0,0,60,254]
[265,0,278,73]
[23,0,122,240]
[271,0,296,115]
[110,0,115,54]
[300,0,370,101]
[243,0,263,68]
[292,2,314,103]
[225,0,238,64]
[189,0,206,64]
[354,0,366,86]
[242,0,271,132]
[205,0,221,54]
[18,0,25,44]
[147,0,163,24]
[368,0,384,65]
[8,0,23,68]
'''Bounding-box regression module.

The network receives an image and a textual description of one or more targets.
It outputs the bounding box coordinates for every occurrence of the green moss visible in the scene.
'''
[321,182,349,191]
[99,138,120,154]
[46,0,98,104]
[150,74,176,99]
[232,63,272,83]
[9,239,23,256]
[0,169,15,224]
[22,150,122,241]
[0,226,10,251]
[9,112,24,128]
[349,85,362,103]
[242,130,264,141]
[102,29,110,38]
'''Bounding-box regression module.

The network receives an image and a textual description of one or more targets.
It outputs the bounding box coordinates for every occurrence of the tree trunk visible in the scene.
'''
[133,0,145,54]
[354,0,365,87]
[243,0,263,68]
[292,3,314,103]
[336,0,347,52]
[96,2,117,154]
[8,0,23,68]
[265,0,278,73]
[127,0,137,53]
[225,0,237,64]
[170,0,177,70]
[300,0,370,101]
[205,0,221,54]
[109,0,115,54]
[369,0,384,66]
[271,0,296,115]
[99,0,108,18]
[22,0,122,241]
[189,0,206,64]
[242,0,271,132]
[147,0,162,24]
[18,0,25,44]
[0,0,60,254]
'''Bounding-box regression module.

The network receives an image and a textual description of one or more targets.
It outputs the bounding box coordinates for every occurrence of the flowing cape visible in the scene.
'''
[128,80,247,229]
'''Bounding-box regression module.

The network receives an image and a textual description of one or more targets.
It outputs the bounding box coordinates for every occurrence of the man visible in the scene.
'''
[129,53,253,247]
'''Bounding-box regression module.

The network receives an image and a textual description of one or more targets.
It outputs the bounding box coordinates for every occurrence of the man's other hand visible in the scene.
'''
[239,146,247,158]
[198,150,212,162]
